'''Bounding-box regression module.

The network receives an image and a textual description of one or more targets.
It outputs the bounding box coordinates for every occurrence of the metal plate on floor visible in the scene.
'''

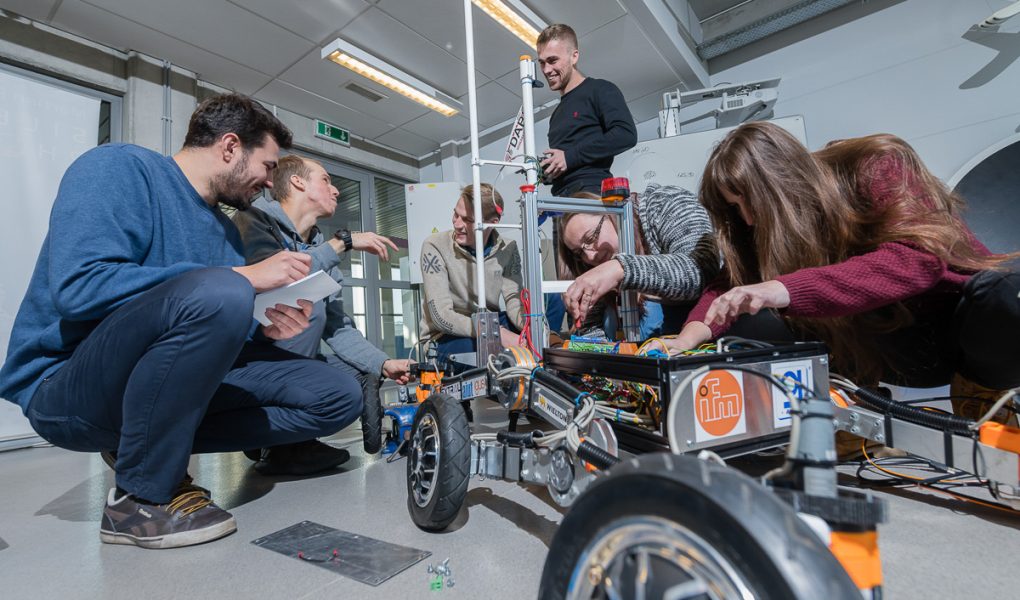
[251,521,431,586]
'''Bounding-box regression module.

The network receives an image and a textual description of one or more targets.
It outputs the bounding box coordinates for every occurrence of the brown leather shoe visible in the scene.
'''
[950,373,1018,426]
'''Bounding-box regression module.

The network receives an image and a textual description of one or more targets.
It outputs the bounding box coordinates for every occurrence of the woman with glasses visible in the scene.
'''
[557,183,720,336]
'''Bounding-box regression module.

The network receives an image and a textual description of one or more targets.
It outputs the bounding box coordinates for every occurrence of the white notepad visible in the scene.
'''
[252,270,341,326]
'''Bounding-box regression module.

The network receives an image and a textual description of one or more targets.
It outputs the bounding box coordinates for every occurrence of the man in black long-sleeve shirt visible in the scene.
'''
[538,24,637,196]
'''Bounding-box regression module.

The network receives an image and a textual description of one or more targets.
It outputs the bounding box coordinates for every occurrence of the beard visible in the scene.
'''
[211,151,257,211]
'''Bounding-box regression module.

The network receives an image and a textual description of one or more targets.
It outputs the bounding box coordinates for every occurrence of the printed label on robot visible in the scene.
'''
[441,382,461,397]
[461,376,487,399]
[770,360,813,429]
[692,370,747,442]
[535,392,570,428]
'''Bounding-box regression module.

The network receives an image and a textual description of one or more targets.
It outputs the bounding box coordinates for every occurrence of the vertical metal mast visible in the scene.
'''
[463,0,486,312]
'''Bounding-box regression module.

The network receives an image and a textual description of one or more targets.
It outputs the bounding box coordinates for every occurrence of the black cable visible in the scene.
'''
[533,368,585,402]
[850,386,975,436]
[699,363,822,403]
[718,336,774,350]
[576,440,620,470]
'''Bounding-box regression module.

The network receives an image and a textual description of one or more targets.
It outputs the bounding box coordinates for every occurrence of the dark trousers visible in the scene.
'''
[26,268,362,503]
[434,312,514,374]
[879,270,1020,389]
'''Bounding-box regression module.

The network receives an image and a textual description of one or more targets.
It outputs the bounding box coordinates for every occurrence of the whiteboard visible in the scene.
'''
[0,68,100,444]
[405,182,463,284]
[616,115,808,195]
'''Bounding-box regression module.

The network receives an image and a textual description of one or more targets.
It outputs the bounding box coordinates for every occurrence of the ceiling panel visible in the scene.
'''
[456,80,524,130]
[79,0,313,75]
[227,0,369,44]
[523,0,625,37]
[399,110,470,145]
[497,68,558,107]
[375,126,440,157]
[277,47,431,126]
[53,0,273,93]
[337,6,482,98]
[376,0,535,80]
[255,79,394,140]
[0,0,59,21]
[688,0,748,20]
[577,16,679,103]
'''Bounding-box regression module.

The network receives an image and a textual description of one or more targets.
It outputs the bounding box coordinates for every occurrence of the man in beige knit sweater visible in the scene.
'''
[419,184,524,372]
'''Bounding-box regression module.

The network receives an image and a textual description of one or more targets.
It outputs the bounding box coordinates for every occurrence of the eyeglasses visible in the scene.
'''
[574,214,607,258]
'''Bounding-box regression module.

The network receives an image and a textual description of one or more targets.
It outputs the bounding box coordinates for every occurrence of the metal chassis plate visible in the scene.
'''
[544,343,830,456]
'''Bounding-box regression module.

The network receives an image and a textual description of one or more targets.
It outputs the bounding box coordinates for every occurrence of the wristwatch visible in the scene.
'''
[333,229,354,252]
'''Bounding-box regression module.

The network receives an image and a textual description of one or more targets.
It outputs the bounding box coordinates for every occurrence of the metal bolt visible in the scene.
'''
[426,563,435,574]
[849,412,859,422]
[671,375,679,382]
[685,439,693,446]
[875,433,885,443]
[850,426,860,434]
[447,577,456,588]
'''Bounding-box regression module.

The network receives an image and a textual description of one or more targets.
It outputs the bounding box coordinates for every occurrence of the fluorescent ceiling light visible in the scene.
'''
[321,39,461,117]
[472,0,545,49]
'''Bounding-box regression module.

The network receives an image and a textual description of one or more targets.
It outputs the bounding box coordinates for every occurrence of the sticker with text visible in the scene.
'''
[692,370,747,443]
[771,360,813,428]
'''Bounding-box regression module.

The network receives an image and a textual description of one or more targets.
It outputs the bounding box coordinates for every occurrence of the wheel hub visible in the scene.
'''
[567,516,755,600]
[409,413,440,508]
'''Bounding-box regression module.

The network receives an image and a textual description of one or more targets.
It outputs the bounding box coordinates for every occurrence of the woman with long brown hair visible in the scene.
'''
[668,121,1019,406]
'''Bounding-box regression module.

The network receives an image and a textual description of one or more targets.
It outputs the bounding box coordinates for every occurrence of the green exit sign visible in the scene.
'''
[315,119,350,146]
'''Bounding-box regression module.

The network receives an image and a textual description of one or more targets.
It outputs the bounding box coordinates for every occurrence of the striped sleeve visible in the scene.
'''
[616,184,719,301]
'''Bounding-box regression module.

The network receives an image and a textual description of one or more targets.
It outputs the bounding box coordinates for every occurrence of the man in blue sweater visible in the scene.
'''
[0,94,362,549]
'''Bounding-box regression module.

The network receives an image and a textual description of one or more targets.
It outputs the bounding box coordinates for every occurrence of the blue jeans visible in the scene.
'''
[26,268,362,503]
[434,312,514,374]
[545,294,567,334]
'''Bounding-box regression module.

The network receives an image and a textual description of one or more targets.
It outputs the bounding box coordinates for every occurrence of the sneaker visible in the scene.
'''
[100,483,236,549]
[950,373,1018,426]
[253,439,350,476]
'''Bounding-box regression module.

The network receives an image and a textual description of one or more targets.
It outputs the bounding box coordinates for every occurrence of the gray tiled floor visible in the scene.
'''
[2,406,1020,599]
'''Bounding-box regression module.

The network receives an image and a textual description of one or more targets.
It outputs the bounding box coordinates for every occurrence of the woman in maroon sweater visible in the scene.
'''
[668,121,1019,396]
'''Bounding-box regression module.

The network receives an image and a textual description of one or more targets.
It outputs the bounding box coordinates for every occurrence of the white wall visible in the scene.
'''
[705,0,1020,181]
[0,13,418,180]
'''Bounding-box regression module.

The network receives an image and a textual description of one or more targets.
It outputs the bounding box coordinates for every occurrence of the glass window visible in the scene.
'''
[374,178,409,281]
[318,175,365,279]
[379,288,418,359]
[343,285,368,337]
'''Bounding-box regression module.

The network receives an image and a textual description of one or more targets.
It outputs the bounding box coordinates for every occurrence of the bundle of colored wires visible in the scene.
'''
[517,288,542,359]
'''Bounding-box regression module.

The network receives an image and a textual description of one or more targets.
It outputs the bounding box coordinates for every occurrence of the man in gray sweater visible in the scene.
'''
[419,184,525,371]
[233,155,412,472]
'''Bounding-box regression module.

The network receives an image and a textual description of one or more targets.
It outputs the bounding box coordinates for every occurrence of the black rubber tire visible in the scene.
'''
[361,375,384,454]
[406,394,471,531]
[539,452,860,600]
